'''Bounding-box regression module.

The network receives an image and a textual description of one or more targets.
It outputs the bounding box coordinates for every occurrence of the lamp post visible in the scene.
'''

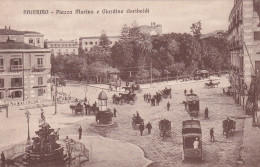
[25,110,31,144]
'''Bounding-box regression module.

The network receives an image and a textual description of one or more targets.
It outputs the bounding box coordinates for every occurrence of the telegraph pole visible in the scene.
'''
[54,75,57,115]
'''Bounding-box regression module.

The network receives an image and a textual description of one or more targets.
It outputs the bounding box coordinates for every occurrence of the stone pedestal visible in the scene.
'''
[97,111,113,124]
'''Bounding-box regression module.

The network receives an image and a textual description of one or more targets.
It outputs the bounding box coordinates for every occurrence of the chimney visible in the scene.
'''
[9,26,10,29]
[5,26,7,30]
[60,39,62,41]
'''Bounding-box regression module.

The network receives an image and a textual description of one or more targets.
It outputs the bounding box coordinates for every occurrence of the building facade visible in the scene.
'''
[137,22,162,36]
[0,26,44,48]
[228,0,260,106]
[46,40,79,56]
[0,39,52,105]
[79,36,119,52]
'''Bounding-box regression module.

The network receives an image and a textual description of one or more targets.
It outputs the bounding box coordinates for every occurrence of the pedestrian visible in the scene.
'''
[78,126,82,140]
[113,108,117,117]
[184,89,187,95]
[210,127,215,142]
[139,122,145,136]
[193,138,199,149]
[226,117,231,138]
[146,121,152,134]
[205,107,209,119]
[143,93,146,101]
[1,151,5,165]
[190,88,193,94]
[148,93,151,103]
[167,101,170,111]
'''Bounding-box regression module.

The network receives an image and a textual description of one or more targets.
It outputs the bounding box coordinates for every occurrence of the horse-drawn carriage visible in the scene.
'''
[132,115,143,130]
[161,88,172,99]
[182,119,203,161]
[204,80,220,88]
[223,86,234,96]
[222,118,236,137]
[112,92,137,104]
[123,83,142,93]
[70,103,84,116]
[159,119,171,138]
[185,94,200,117]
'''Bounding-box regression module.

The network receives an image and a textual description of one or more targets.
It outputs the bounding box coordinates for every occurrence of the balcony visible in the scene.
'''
[10,65,23,71]
[34,64,46,70]
[11,82,23,88]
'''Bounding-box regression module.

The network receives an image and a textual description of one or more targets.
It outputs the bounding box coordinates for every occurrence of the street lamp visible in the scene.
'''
[25,110,31,144]
[64,136,76,167]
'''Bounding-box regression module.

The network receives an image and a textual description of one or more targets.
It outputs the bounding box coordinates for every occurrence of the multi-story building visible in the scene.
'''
[0,26,44,48]
[0,38,51,105]
[201,30,226,39]
[137,22,162,36]
[79,36,119,52]
[228,0,260,106]
[46,39,79,56]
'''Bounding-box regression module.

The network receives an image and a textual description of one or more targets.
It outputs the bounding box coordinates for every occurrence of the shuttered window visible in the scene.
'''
[38,89,44,96]
[0,79,4,88]
[254,31,260,41]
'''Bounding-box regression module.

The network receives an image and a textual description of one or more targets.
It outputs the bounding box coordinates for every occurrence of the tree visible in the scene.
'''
[99,30,111,50]
[190,21,202,39]
[120,24,130,39]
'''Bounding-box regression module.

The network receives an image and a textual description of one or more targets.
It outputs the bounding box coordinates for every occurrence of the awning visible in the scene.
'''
[32,85,47,88]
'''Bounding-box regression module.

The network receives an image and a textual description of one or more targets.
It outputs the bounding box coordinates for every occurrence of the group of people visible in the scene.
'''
[132,111,152,136]
[143,92,162,106]
[184,88,194,95]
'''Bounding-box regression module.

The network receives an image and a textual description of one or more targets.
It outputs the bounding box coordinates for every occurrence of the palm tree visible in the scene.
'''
[135,34,153,83]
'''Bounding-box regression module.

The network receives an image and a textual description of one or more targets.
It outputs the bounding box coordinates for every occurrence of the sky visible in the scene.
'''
[0,0,234,40]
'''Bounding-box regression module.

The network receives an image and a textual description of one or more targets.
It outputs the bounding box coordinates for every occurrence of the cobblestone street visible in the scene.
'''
[59,77,246,167]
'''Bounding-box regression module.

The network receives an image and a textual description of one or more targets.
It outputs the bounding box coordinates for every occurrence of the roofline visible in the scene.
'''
[79,36,120,40]
[24,33,44,36]
[47,41,78,43]
[0,49,51,53]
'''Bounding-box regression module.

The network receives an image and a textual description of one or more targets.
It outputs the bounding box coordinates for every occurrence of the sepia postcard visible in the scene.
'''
[0,0,260,167]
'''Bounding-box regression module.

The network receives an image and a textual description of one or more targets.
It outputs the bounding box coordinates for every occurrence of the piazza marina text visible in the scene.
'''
[23,8,150,15]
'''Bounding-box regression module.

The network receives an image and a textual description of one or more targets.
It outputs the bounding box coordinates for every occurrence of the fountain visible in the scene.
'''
[22,122,66,166]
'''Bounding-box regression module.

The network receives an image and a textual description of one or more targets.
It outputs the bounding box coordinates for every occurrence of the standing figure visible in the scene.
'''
[190,88,193,94]
[193,138,199,149]
[210,127,215,142]
[143,94,146,101]
[139,122,145,136]
[146,122,152,134]
[226,117,231,138]
[205,107,209,119]
[78,126,82,140]
[113,108,117,117]
[1,151,5,165]
[184,89,187,95]
[167,101,170,111]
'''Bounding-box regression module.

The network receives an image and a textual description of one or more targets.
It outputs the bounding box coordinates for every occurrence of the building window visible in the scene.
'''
[38,89,44,96]
[110,41,112,44]
[0,79,4,88]
[85,42,88,45]
[254,31,260,41]
[85,48,88,52]
[11,78,22,87]
[0,92,4,99]
[37,57,43,65]
[37,38,40,44]
[12,91,22,98]
[0,59,3,70]
[90,42,93,45]
[38,77,43,85]
[95,42,97,45]
[73,49,75,52]
[10,58,22,70]
[29,38,34,44]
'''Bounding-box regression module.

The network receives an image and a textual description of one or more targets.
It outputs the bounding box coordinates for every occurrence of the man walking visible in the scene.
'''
[146,122,152,134]
[1,151,5,165]
[190,88,193,94]
[205,107,209,119]
[78,126,82,140]
[139,122,145,136]
[167,101,170,111]
[113,108,117,117]
[210,127,215,142]
[184,89,187,96]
